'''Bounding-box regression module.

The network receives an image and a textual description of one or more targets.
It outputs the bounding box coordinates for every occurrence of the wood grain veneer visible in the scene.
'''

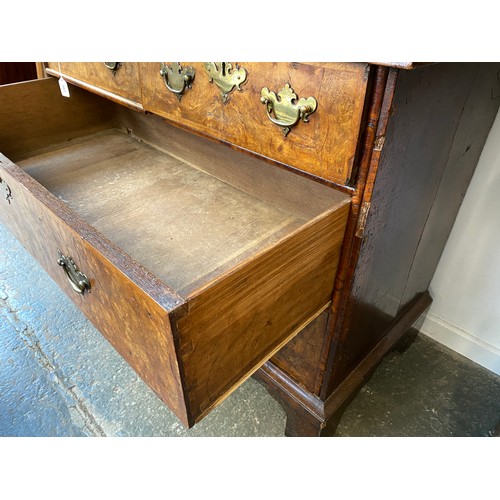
[0,153,189,423]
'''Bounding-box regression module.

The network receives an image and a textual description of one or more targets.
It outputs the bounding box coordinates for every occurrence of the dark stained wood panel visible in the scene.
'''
[401,62,500,307]
[0,62,37,85]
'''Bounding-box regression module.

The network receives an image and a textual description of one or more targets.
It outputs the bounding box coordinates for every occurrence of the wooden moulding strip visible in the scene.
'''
[258,291,432,432]
[35,62,47,79]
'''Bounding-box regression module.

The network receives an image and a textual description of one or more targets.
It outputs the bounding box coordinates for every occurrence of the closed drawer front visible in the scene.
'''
[45,62,143,110]
[0,78,350,426]
[43,62,370,185]
[139,62,370,185]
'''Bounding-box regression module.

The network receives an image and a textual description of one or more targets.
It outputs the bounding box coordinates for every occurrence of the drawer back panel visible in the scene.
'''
[0,78,116,159]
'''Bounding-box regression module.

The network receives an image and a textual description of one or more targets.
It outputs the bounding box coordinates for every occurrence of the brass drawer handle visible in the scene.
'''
[0,176,12,204]
[57,251,91,295]
[104,62,122,74]
[260,83,317,137]
[205,62,247,102]
[160,62,195,101]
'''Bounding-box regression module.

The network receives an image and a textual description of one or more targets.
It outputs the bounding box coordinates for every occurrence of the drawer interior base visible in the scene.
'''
[18,129,306,296]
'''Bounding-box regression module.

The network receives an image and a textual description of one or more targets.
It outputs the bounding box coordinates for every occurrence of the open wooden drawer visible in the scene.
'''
[0,78,350,426]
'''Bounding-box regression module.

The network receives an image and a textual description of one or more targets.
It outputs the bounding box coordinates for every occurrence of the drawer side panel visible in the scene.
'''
[176,201,350,421]
[0,78,116,160]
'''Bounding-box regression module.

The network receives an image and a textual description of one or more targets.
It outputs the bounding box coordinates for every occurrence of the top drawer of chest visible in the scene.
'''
[45,62,370,185]
[45,62,143,110]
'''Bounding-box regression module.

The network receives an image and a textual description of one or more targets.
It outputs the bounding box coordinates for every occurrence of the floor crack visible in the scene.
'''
[1,298,107,437]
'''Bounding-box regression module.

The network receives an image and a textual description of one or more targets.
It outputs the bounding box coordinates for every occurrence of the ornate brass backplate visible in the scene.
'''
[260,83,317,137]
[57,251,91,295]
[204,62,247,102]
[160,62,195,101]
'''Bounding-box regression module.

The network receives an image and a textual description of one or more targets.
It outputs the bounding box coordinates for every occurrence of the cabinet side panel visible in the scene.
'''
[326,63,500,395]
[401,62,500,306]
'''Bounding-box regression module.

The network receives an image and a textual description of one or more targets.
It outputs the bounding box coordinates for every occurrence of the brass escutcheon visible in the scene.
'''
[260,83,317,137]
[160,62,195,101]
[57,251,91,295]
[204,62,247,102]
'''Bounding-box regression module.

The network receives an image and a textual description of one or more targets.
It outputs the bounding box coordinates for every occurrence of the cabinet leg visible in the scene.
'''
[391,326,419,354]
[283,404,324,437]
[281,398,348,437]
[254,364,344,437]
[254,363,359,436]
[492,421,500,437]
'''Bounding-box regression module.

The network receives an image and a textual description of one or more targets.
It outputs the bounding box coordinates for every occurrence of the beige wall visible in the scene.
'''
[419,108,500,375]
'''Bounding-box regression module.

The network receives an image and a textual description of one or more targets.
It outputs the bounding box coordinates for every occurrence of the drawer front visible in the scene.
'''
[46,62,143,110]
[0,156,190,425]
[139,62,370,185]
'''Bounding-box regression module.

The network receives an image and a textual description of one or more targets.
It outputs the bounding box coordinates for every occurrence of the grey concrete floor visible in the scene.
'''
[1,221,499,437]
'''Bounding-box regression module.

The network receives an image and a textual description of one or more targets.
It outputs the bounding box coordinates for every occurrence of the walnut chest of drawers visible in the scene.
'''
[1,62,499,435]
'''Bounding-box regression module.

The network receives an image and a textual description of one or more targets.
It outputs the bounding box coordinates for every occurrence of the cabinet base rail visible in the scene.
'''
[254,291,432,437]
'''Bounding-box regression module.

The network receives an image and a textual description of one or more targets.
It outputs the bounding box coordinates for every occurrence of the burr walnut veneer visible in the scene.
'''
[2,62,499,434]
